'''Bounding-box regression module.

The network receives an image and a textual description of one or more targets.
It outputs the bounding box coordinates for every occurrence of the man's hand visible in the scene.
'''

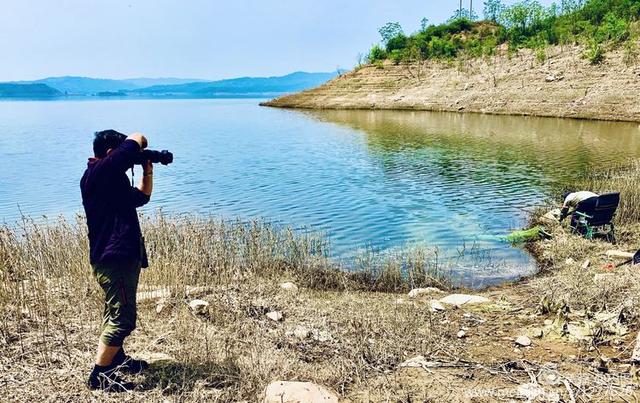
[127,132,148,149]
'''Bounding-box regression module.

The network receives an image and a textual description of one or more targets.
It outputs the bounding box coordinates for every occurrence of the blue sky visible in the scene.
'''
[2,0,556,80]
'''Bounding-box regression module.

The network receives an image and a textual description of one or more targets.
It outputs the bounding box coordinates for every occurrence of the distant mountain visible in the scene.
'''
[26,76,135,94]
[1,71,340,98]
[121,77,209,88]
[0,83,62,97]
[133,72,340,96]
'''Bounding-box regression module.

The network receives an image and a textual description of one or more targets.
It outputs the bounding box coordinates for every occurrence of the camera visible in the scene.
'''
[134,149,174,165]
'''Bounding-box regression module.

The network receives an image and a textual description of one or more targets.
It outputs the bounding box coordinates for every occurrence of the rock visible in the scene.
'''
[539,370,562,386]
[408,287,443,298]
[439,294,491,306]
[188,299,209,314]
[262,381,339,403]
[266,311,283,322]
[292,325,311,340]
[280,282,298,292]
[605,250,634,259]
[565,258,575,265]
[545,75,557,82]
[457,330,466,338]
[531,328,544,338]
[581,259,591,269]
[515,335,532,347]
[395,298,405,305]
[544,319,553,326]
[429,299,446,312]
[155,298,167,314]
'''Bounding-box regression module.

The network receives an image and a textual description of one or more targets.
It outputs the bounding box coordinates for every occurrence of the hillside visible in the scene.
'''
[262,44,640,122]
[133,72,339,96]
[1,72,338,97]
[0,83,62,97]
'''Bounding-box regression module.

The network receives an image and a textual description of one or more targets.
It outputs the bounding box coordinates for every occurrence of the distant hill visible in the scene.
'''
[0,83,62,97]
[121,77,209,88]
[27,77,135,94]
[132,72,340,96]
[1,72,340,98]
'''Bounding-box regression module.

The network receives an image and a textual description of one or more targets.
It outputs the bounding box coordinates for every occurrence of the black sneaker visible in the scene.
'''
[112,349,149,374]
[87,365,135,392]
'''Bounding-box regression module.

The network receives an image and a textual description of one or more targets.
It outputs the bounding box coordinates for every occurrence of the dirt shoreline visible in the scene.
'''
[263,44,640,123]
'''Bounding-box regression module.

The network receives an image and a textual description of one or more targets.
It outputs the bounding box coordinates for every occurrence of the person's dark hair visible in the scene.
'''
[93,130,127,158]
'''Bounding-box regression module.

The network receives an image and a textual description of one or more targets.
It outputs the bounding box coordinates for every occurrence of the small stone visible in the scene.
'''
[531,328,544,338]
[544,319,553,326]
[262,381,339,403]
[395,298,406,305]
[565,258,575,265]
[515,335,532,347]
[439,294,491,306]
[457,330,466,338]
[292,325,311,340]
[408,287,443,298]
[280,282,298,292]
[266,311,283,322]
[188,299,209,314]
[429,299,446,312]
[156,300,166,314]
[581,259,591,269]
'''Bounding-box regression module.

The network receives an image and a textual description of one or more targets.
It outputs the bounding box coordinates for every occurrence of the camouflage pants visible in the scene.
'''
[92,260,141,347]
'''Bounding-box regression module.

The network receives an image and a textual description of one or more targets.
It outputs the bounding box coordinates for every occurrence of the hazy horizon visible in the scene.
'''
[2,0,555,82]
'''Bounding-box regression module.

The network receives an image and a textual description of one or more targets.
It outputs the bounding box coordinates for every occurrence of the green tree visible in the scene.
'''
[378,22,403,44]
[421,17,430,30]
[484,0,504,22]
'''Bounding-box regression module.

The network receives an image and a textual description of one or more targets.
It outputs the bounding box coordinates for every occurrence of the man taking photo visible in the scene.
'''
[80,130,153,392]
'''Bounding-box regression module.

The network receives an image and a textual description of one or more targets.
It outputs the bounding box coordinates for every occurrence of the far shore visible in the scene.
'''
[263,44,640,123]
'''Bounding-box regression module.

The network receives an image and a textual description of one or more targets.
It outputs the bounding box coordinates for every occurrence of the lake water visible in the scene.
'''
[2,99,639,285]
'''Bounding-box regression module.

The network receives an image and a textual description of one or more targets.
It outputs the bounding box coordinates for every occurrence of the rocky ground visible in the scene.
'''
[263,43,640,123]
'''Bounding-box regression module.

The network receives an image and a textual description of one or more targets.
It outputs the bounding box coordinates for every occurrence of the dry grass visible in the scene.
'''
[0,214,454,402]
